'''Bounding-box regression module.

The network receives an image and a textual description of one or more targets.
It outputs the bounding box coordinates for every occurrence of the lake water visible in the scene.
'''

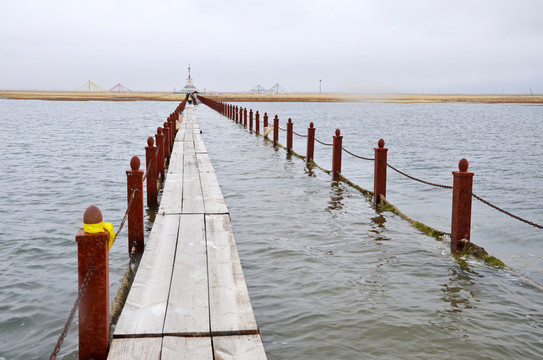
[0,99,542,359]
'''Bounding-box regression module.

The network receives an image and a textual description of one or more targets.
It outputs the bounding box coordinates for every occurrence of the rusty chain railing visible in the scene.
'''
[469,190,543,229]
[49,266,95,360]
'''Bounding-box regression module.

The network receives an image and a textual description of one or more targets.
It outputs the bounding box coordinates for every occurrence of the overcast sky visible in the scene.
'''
[1,0,542,94]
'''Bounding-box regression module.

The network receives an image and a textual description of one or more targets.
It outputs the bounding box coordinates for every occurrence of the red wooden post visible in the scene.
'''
[255,111,260,134]
[126,156,144,254]
[163,121,170,160]
[169,117,176,147]
[235,106,239,123]
[332,129,343,180]
[374,139,388,205]
[273,115,279,146]
[145,137,158,206]
[76,205,109,360]
[243,108,248,128]
[263,112,269,138]
[287,118,293,153]
[156,127,165,181]
[451,158,474,249]
[307,122,315,163]
[249,109,253,132]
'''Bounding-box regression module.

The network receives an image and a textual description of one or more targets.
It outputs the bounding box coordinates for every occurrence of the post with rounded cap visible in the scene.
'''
[451,158,474,249]
[249,109,254,132]
[76,205,109,360]
[243,108,248,128]
[332,129,343,180]
[156,127,165,181]
[127,156,144,254]
[145,137,158,206]
[163,121,170,161]
[374,139,388,206]
[287,118,293,153]
[273,115,279,146]
[307,122,315,163]
[168,117,176,147]
[263,112,269,138]
[255,111,260,134]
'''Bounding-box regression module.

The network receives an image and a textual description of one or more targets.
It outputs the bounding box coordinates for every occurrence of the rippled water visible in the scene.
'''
[0,99,542,359]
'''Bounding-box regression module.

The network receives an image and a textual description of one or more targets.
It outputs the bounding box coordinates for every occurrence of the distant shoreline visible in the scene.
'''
[1,90,542,103]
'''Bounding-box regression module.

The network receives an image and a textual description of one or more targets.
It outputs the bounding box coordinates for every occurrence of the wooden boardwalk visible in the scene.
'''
[108,105,267,359]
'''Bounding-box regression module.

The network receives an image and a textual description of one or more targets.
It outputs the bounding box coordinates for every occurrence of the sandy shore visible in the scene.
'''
[1,90,542,103]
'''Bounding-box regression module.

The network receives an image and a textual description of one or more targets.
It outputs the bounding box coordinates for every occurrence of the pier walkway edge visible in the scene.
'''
[107,104,267,359]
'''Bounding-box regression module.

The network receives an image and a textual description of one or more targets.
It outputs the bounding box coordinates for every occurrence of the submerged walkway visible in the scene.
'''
[108,105,267,359]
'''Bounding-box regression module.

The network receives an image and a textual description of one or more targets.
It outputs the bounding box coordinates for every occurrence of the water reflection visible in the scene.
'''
[370,214,390,241]
[327,181,344,212]
[304,164,316,177]
[440,268,477,312]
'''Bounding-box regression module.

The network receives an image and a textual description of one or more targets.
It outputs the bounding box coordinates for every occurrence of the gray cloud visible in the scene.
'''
[1,0,542,93]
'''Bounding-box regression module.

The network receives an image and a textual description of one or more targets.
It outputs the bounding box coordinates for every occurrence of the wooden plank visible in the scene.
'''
[161,337,213,360]
[173,127,186,142]
[114,215,180,336]
[206,214,259,333]
[107,338,162,360]
[158,174,183,215]
[196,153,228,214]
[163,214,209,335]
[213,335,267,360]
[184,128,194,142]
[182,153,204,214]
[168,143,184,174]
[194,132,207,153]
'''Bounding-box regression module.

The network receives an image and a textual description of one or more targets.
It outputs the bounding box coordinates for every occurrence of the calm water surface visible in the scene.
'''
[0,99,542,359]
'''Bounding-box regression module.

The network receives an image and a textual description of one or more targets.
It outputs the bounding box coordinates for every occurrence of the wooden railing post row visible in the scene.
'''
[255,111,260,134]
[263,112,269,137]
[243,107,248,128]
[76,205,109,360]
[156,127,165,181]
[249,109,253,132]
[287,118,293,153]
[332,129,343,180]
[126,156,144,254]
[145,137,158,206]
[374,139,388,206]
[168,116,176,149]
[307,122,315,163]
[163,121,170,160]
[451,158,474,249]
[273,115,279,146]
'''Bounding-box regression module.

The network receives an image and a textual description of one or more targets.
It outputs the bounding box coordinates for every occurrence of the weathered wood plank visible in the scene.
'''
[158,174,183,215]
[213,335,267,360]
[196,153,228,214]
[163,214,209,335]
[161,337,213,360]
[182,153,204,214]
[194,132,207,153]
[168,143,184,174]
[206,214,259,333]
[107,338,162,360]
[173,127,186,142]
[114,215,179,336]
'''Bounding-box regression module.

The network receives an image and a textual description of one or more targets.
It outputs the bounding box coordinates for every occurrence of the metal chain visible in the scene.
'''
[342,146,374,161]
[387,163,453,189]
[314,137,333,146]
[49,266,95,360]
[278,126,286,132]
[292,130,308,138]
[115,188,138,238]
[469,190,543,229]
[142,158,153,182]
